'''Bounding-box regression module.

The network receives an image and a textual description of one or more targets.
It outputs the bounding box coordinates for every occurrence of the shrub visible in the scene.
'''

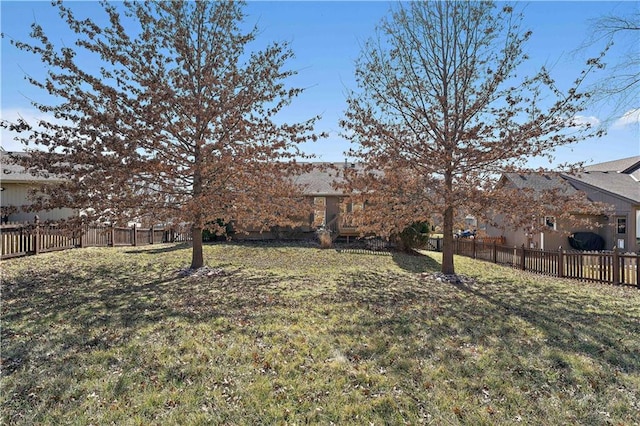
[202,219,234,242]
[396,221,430,251]
[317,228,333,249]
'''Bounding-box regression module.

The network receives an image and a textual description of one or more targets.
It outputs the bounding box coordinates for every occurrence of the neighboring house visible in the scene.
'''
[0,150,75,224]
[565,156,640,252]
[293,161,365,240]
[236,161,368,241]
[486,156,640,252]
[0,152,366,239]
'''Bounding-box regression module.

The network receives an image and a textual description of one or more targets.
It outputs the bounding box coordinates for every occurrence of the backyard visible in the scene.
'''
[1,242,639,425]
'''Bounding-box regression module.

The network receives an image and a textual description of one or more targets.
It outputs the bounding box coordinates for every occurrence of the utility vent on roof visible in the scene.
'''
[544,175,551,180]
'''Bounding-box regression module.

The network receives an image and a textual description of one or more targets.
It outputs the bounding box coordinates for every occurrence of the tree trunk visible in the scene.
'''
[190,225,204,269]
[442,205,455,275]
[191,141,204,270]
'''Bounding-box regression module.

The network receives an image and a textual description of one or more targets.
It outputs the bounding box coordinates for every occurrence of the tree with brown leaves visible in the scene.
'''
[341,1,606,275]
[2,1,322,269]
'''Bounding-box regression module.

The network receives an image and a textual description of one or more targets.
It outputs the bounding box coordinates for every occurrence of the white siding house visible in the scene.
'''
[0,150,75,224]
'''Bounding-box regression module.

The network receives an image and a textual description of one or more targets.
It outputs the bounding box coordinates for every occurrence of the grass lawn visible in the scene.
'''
[2,242,639,425]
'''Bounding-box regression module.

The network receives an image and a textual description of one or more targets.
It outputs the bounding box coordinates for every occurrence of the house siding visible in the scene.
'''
[566,180,639,253]
[486,209,612,251]
[541,215,608,251]
[485,165,639,253]
[1,182,75,223]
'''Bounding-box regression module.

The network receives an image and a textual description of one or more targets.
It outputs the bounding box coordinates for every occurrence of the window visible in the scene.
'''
[616,217,626,234]
[346,202,363,213]
[544,216,556,230]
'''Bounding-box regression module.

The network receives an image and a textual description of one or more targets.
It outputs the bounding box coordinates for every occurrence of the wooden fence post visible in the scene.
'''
[20,225,25,254]
[636,254,639,289]
[492,241,497,263]
[79,224,85,248]
[558,246,564,278]
[132,223,137,246]
[612,247,620,285]
[472,238,477,259]
[520,244,526,270]
[34,216,40,255]
[150,226,154,244]
[110,223,115,247]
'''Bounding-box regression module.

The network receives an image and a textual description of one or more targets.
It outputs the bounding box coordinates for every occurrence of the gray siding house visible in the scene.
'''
[486,156,640,252]
[565,157,640,252]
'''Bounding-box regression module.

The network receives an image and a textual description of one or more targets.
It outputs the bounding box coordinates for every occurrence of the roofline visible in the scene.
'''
[561,173,640,205]
[1,177,66,183]
[303,192,347,197]
[621,160,640,174]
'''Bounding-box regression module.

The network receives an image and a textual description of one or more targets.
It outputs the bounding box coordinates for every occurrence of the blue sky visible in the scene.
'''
[1,1,638,168]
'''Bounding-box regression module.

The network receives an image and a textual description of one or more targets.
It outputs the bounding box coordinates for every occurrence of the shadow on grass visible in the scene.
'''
[450,279,640,374]
[2,245,640,424]
[328,266,639,378]
[392,249,441,273]
[321,271,640,423]
[208,239,319,249]
[1,263,292,377]
[124,242,192,255]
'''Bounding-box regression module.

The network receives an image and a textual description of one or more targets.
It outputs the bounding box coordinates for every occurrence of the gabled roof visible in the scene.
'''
[561,171,640,204]
[500,156,640,205]
[584,156,640,174]
[500,172,578,195]
[293,162,362,196]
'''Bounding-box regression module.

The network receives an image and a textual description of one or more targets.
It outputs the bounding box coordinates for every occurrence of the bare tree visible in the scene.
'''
[2,1,323,269]
[341,1,605,275]
[580,11,639,120]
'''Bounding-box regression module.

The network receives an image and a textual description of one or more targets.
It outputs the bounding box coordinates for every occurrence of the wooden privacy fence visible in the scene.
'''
[1,223,192,260]
[427,237,639,288]
[0,223,79,259]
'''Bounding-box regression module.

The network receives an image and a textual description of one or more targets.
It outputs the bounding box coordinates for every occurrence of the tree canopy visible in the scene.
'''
[341,1,605,274]
[2,1,323,268]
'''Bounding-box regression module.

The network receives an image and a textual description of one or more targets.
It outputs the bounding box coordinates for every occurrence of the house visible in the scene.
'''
[564,156,640,252]
[485,156,640,252]
[0,150,75,224]
[0,152,367,240]
[293,161,366,241]
[235,161,368,241]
